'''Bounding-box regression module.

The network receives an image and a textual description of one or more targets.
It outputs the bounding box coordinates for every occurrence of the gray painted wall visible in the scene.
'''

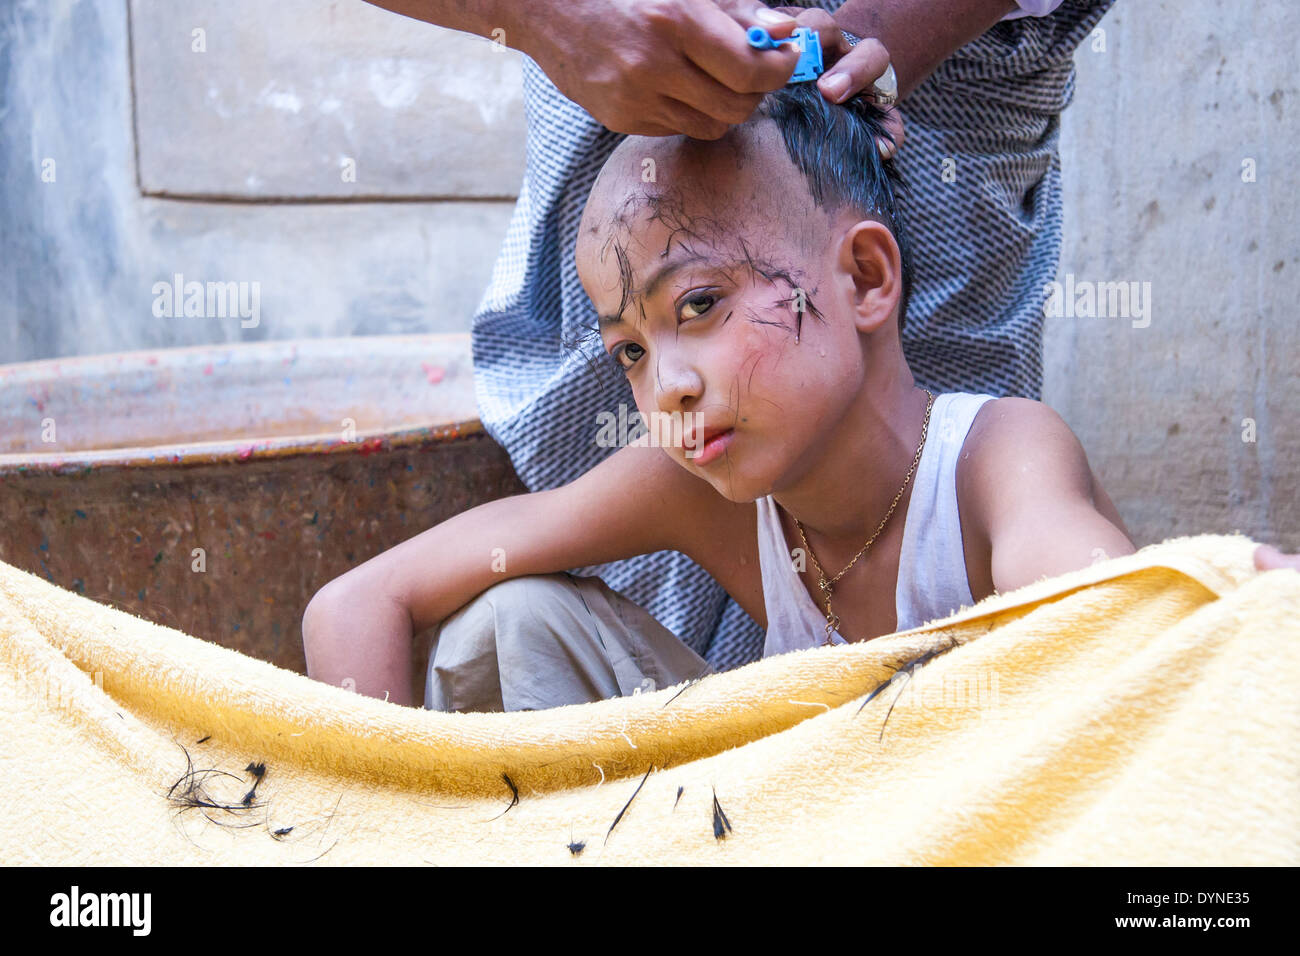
[1047,0,1298,549]
[2,0,522,362]
[2,0,1296,549]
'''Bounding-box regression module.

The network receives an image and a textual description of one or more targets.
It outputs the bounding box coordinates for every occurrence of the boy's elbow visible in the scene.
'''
[302,582,333,637]
[301,582,338,672]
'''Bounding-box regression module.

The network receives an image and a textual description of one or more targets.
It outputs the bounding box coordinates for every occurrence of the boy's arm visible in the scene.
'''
[302,437,743,704]
[963,398,1136,596]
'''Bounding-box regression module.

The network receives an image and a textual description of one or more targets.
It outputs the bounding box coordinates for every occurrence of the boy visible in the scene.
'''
[302,83,1135,710]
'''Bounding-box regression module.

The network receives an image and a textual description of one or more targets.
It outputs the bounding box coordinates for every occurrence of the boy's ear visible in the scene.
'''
[838,219,903,334]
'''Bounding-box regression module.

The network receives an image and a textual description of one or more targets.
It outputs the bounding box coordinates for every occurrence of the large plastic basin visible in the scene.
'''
[0,335,525,687]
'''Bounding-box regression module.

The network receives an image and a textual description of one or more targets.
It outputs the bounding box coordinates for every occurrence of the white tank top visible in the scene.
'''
[756,392,997,657]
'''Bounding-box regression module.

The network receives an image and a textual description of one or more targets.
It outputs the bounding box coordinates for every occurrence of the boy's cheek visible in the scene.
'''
[629,382,655,421]
[725,332,799,405]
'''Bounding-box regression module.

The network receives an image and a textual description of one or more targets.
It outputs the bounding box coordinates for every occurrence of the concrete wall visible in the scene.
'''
[2,0,1296,549]
[1047,0,1298,549]
[1,0,523,362]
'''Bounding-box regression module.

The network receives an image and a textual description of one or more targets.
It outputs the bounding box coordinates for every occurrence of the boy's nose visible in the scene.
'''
[652,351,705,414]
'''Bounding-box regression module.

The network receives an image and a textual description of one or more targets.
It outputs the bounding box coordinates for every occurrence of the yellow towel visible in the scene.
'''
[1,533,1296,865]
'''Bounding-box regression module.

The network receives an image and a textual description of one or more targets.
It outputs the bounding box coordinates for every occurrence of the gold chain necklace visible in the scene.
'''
[793,389,934,645]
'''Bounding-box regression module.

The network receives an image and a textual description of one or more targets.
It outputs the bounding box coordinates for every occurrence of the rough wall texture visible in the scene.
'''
[1046,0,1298,549]
[130,0,524,199]
[1,0,522,364]
[1,0,1295,547]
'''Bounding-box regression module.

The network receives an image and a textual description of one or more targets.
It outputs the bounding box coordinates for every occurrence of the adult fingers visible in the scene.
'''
[658,51,770,126]
[744,11,903,159]
[651,94,734,140]
[617,118,693,138]
[678,1,802,94]
[779,7,852,62]
[813,37,904,158]
[716,0,800,40]
[816,36,892,105]
[1255,544,1300,572]
[877,108,906,158]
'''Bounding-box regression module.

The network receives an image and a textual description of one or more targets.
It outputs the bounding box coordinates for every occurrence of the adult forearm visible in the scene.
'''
[360,0,518,40]
[833,0,1018,98]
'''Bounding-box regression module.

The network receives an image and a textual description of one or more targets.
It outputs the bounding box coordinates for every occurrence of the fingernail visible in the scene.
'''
[821,73,850,101]
[756,8,796,24]
[877,137,894,159]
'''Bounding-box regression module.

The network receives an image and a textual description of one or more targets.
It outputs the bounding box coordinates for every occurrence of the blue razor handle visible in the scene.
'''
[746,26,824,83]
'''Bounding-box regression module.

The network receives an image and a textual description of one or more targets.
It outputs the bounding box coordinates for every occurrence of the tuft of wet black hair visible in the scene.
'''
[756,82,915,331]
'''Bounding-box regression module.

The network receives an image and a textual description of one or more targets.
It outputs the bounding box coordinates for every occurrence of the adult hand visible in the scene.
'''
[767,5,906,158]
[1255,544,1300,573]
[510,0,807,139]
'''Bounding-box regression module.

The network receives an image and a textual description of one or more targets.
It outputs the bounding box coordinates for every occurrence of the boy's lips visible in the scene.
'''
[687,427,736,466]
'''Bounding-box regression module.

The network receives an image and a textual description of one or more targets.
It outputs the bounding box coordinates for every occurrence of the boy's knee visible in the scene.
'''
[440,574,572,640]
[482,573,571,613]
[426,573,580,712]
[427,572,704,713]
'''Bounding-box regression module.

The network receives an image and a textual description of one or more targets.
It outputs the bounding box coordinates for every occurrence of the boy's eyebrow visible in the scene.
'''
[596,251,714,330]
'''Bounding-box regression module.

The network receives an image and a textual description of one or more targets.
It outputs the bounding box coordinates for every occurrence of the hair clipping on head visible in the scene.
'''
[746,26,824,84]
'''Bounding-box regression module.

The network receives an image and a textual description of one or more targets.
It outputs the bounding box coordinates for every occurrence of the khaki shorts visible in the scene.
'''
[424,572,713,712]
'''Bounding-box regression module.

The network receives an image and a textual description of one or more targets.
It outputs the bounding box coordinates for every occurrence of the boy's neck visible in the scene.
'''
[771,360,932,561]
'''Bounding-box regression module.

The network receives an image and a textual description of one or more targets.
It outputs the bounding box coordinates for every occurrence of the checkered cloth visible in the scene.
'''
[470,0,1116,670]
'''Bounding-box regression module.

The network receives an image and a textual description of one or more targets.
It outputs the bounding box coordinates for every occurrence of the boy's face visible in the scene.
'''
[576,121,882,502]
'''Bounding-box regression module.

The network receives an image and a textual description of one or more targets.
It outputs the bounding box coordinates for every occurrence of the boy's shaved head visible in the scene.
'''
[583,119,824,254]
[578,82,912,339]
[579,117,837,345]
[574,83,914,503]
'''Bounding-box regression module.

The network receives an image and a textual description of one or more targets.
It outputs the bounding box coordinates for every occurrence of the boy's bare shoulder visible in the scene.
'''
[957,397,1095,535]
[964,397,1083,452]
[956,398,1136,593]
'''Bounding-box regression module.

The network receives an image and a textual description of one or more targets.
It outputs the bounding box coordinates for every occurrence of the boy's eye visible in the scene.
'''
[680,292,716,321]
[611,341,645,369]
